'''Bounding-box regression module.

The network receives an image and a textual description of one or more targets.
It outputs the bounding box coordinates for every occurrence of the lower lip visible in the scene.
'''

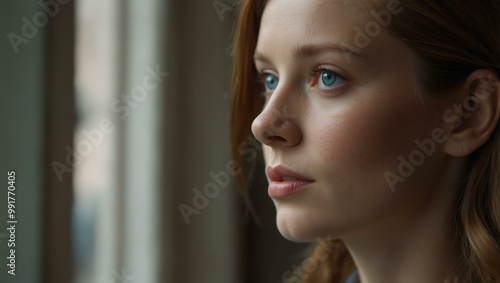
[268,180,314,198]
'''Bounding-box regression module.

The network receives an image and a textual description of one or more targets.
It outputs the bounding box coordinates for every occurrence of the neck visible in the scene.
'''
[343,167,469,283]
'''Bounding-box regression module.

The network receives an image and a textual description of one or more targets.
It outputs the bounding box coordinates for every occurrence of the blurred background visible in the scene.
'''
[0,0,307,282]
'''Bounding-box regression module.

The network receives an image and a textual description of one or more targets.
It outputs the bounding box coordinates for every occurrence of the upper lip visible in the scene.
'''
[266,165,314,182]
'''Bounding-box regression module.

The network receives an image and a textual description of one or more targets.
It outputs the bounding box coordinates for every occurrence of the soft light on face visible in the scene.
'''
[251,0,451,242]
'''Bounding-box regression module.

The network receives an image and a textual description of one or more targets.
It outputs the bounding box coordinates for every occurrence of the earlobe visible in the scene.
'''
[443,70,500,157]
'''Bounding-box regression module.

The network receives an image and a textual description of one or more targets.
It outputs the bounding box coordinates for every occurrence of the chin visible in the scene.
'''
[275,209,322,242]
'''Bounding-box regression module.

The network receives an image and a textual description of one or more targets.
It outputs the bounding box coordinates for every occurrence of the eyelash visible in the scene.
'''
[256,73,273,98]
[308,65,347,95]
[256,65,348,96]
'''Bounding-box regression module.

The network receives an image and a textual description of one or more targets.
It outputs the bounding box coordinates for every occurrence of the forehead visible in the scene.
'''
[257,0,369,50]
[254,0,412,69]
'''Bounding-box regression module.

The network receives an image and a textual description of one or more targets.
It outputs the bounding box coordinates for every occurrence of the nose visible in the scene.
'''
[251,99,302,147]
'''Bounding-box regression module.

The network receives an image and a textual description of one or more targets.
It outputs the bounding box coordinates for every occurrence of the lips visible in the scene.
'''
[266,165,314,198]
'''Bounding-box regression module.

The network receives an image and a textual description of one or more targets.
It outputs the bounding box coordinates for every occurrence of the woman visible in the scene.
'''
[230,0,500,282]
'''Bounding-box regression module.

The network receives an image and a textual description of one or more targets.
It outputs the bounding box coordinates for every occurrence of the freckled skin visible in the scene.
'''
[252,0,454,243]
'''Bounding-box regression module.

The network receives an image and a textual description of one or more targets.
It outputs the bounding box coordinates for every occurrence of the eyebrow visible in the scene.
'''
[253,42,363,63]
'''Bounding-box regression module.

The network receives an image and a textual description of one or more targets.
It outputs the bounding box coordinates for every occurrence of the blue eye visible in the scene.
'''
[264,74,279,91]
[319,70,344,89]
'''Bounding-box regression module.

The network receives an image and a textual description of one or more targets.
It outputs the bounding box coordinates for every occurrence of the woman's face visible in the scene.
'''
[252,0,452,241]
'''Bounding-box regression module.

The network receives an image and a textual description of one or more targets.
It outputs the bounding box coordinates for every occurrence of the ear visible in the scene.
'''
[444,70,500,157]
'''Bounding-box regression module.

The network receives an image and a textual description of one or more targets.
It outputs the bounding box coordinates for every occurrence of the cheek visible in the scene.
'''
[309,95,430,188]
[295,96,434,236]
